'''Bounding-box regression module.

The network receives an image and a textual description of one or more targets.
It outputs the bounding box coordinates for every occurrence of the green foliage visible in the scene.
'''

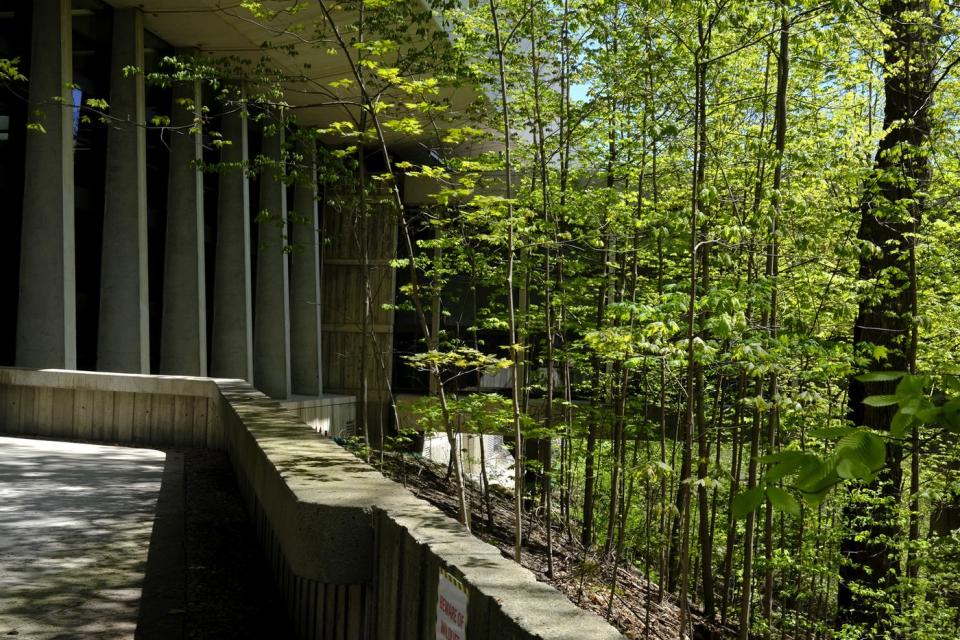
[0,58,26,83]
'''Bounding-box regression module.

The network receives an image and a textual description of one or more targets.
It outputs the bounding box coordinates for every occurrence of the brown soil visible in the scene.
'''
[181,449,293,640]
[375,451,732,640]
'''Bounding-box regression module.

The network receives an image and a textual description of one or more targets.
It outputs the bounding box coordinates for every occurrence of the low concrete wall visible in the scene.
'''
[281,394,356,437]
[0,368,623,640]
[0,368,223,448]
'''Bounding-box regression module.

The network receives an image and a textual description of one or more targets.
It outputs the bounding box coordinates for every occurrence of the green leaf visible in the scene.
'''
[85,97,109,110]
[757,450,807,464]
[837,457,872,481]
[941,398,960,432]
[763,452,817,483]
[889,410,914,439]
[861,432,887,470]
[836,431,887,473]
[916,406,942,424]
[797,457,839,497]
[895,374,927,399]
[943,376,960,394]
[732,486,765,520]
[765,460,797,483]
[807,426,856,439]
[805,485,833,507]
[855,371,906,383]
[766,486,801,517]
[899,397,923,415]
[863,395,899,407]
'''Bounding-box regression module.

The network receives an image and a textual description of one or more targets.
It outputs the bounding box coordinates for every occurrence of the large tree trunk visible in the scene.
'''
[838,0,936,634]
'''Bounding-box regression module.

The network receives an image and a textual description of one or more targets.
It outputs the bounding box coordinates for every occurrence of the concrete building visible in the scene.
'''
[0,4,632,639]
[0,0,464,437]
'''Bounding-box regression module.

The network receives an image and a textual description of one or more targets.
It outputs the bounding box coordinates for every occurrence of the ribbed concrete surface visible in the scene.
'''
[0,436,165,639]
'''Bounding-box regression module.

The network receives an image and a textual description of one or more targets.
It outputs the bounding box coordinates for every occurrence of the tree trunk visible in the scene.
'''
[762,3,789,633]
[837,0,935,633]
[487,0,524,563]
[679,23,707,631]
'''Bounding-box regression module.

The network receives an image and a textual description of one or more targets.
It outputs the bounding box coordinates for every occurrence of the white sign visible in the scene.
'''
[436,567,468,640]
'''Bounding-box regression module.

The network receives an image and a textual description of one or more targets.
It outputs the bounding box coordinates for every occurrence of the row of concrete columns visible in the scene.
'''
[15,1,324,399]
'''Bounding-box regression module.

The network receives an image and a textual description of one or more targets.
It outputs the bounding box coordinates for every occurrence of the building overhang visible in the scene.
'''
[104,0,480,152]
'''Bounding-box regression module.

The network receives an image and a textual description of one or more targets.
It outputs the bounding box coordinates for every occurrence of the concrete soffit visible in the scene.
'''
[102,0,481,140]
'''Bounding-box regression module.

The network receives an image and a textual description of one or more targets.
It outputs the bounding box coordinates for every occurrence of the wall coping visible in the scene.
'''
[0,366,225,398]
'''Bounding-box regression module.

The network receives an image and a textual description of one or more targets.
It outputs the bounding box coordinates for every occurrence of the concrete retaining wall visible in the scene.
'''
[0,368,223,448]
[281,394,356,437]
[0,367,623,640]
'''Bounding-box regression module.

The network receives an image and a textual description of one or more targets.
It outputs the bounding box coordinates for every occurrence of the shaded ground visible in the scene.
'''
[179,449,292,640]
[0,437,163,639]
[0,436,291,640]
[377,451,731,640]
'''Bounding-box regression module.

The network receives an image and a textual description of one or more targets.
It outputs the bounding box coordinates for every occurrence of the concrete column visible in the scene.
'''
[16,0,75,369]
[253,126,291,399]
[159,54,206,376]
[97,9,149,374]
[210,95,253,381]
[289,139,322,396]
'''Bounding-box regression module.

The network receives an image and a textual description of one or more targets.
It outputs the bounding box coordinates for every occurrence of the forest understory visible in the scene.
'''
[377,451,728,640]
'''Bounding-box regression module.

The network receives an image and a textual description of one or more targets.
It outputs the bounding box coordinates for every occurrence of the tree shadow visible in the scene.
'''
[0,436,164,639]
[0,437,292,640]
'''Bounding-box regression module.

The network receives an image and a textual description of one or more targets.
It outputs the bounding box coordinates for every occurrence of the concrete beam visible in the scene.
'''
[253,125,291,399]
[211,92,254,382]
[97,8,150,374]
[289,138,322,396]
[16,0,75,369]
[160,51,207,376]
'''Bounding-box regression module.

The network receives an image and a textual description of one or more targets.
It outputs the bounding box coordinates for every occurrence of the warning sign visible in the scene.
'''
[436,567,468,640]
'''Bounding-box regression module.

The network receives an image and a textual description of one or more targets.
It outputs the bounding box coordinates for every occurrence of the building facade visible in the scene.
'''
[0,0,424,433]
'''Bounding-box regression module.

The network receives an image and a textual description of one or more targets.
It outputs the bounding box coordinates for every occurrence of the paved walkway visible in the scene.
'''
[0,437,292,640]
[0,436,165,639]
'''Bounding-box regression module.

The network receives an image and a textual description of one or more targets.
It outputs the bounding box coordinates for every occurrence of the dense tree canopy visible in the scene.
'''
[233,0,960,637]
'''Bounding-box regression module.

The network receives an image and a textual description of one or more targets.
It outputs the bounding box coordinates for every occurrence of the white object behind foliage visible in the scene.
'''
[421,432,515,488]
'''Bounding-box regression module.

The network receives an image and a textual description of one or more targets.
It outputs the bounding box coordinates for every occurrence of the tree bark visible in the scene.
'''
[837,0,935,634]
[762,2,789,632]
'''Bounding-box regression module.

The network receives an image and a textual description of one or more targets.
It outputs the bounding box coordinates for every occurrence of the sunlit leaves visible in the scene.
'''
[404,346,511,377]
[383,117,424,136]
[0,57,26,82]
